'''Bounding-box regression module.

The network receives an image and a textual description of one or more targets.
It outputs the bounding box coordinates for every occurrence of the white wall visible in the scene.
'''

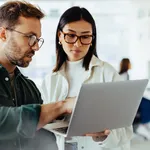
[24,0,133,85]
[129,0,150,82]
[1,0,150,86]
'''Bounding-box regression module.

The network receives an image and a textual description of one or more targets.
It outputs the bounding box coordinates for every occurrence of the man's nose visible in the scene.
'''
[31,42,40,51]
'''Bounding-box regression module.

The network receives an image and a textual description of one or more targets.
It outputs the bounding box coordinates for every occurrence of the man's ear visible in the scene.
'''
[0,27,6,41]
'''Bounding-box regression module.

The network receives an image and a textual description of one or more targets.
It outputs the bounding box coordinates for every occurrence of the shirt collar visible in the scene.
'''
[52,55,104,76]
[0,64,22,77]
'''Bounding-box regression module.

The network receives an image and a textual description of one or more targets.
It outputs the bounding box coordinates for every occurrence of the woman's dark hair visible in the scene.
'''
[53,6,98,72]
[119,58,131,74]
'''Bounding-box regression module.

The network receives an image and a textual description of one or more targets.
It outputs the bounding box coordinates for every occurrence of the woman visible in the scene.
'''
[119,58,131,81]
[119,58,150,140]
[41,6,133,150]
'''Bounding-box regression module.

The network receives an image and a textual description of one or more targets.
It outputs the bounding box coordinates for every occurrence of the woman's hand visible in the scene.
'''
[85,129,111,141]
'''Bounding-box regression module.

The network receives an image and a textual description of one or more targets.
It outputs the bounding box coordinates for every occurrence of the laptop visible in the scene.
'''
[43,79,148,137]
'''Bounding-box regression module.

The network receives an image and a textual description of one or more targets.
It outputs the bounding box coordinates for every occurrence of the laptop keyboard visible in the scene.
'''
[54,127,68,134]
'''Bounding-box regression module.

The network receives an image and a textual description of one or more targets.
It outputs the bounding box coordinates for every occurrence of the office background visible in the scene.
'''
[1,0,150,149]
[1,0,149,86]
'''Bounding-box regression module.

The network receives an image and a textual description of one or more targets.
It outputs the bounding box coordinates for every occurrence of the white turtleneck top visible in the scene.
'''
[66,59,86,98]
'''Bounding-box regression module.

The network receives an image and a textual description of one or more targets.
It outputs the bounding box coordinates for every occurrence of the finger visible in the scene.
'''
[104,130,111,135]
[85,132,105,137]
[66,109,72,113]
[85,130,110,137]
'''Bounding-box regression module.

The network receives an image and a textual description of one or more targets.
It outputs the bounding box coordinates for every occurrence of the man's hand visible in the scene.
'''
[85,129,110,141]
[37,97,76,130]
[61,97,76,114]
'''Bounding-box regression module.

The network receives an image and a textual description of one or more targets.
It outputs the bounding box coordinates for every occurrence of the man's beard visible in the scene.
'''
[5,38,34,67]
[7,55,30,67]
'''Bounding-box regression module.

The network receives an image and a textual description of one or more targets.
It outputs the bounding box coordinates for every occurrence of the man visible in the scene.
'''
[0,1,74,150]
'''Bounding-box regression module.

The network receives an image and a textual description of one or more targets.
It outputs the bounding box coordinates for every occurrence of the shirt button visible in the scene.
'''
[5,77,9,81]
[81,146,84,149]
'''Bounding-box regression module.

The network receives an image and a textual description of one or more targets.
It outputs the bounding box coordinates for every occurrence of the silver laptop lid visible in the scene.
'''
[67,79,148,137]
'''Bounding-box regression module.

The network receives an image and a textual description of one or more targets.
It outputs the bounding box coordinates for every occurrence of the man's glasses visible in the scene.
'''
[6,27,44,48]
[61,32,94,45]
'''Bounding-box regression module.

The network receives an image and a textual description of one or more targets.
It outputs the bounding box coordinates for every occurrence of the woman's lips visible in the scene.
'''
[71,50,81,54]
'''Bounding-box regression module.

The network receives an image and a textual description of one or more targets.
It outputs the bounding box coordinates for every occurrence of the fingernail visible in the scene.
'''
[105,130,110,135]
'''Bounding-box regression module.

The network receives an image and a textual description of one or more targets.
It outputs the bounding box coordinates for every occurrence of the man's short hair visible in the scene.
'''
[0,0,45,28]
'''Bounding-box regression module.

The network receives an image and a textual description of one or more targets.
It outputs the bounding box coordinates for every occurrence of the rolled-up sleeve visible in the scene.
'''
[0,104,41,140]
[98,126,133,148]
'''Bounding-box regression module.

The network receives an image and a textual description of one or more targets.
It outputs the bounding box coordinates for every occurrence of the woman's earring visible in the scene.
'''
[90,43,92,46]
[58,41,62,45]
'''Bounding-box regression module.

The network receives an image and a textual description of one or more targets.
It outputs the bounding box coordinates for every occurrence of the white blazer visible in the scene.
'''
[40,55,133,150]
